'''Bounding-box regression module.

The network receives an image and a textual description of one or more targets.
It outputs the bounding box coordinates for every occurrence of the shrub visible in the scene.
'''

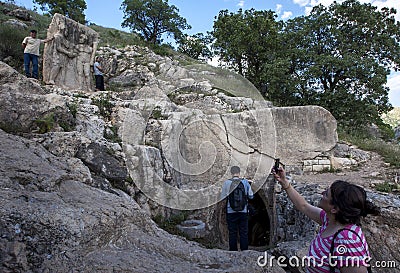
[0,24,26,70]
[34,113,55,134]
[375,181,399,193]
[66,101,78,118]
[338,126,400,167]
[92,93,115,119]
[153,212,189,235]
[150,43,175,57]
[151,105,168,120]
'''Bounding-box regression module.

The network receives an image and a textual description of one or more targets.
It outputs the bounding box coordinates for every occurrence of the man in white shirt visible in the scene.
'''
[93,56,105,91]
[22,30,52,79]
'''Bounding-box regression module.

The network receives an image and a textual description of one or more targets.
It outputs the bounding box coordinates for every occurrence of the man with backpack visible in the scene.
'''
[221,166,254,251]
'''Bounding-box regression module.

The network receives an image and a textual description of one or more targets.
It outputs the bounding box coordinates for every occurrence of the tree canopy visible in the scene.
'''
[212,8,281,89]
[212,0,400,127]
[33,0,86,24]
[177,33,213,61]
[121,0,191,44]
[273,0,399,126]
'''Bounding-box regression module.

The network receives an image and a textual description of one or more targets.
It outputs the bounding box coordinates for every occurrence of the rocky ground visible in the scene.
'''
[294,150,400,192]
[0,10,399,269]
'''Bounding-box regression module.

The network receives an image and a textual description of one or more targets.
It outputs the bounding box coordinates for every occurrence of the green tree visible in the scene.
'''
[177,32,213,61]
[0,24,26,69]
[212,9,281,89]
[121,0,191,44]
[33,0,86,24]
[266,0,400,127]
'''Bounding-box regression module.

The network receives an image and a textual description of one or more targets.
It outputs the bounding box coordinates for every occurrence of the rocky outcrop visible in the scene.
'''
[0,62,74,134]
[2,8,31,21]
[0,50,340,271]
[1,13,398,270]
[0,128,285,273]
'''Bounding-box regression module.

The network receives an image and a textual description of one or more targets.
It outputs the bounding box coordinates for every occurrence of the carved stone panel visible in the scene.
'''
[43,13,99,91]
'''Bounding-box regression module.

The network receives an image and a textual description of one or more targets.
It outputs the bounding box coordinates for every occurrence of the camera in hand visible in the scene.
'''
[273,158,280,173]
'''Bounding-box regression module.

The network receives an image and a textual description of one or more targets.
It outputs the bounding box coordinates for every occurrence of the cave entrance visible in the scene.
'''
[248,192,271,248]
[217,176,276,250]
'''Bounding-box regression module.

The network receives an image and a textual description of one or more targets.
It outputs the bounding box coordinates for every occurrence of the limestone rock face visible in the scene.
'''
[272,106,338,164]
[4,18,28,29]
[0,61,74,134]
[43,14,99,91]
[0,129,283,273]
[76,142,128,185]
[4,18,393,270]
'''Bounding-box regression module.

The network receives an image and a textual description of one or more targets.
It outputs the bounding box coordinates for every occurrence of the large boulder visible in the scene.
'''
[0,62,75,134]
[120,103,337,210]
[0,129,283,273]
[272,106,338,164]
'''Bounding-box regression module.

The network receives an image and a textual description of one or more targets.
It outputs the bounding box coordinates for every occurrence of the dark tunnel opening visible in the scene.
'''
[248,192,270,247]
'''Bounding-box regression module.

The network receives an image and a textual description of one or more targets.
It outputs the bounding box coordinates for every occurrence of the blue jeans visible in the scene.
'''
[24,53,39,79]
[227,212,248,251]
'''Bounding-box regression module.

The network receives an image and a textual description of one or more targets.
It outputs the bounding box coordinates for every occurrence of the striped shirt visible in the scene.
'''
[306,210,370,273]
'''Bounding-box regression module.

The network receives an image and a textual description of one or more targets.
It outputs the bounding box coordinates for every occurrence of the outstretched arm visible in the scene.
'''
[22,37,28,49]
[273,168,322,225]
[43,36,54,43]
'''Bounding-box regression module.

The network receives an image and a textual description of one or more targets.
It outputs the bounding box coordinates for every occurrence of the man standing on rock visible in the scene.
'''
[22,29,52,79]
[93,56,105,91]
[221,166,253,251]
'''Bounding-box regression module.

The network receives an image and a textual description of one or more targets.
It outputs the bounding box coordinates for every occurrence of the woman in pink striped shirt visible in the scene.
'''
[273,168,380,273]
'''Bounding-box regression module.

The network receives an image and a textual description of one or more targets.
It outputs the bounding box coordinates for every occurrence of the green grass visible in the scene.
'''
[374,181,400,193]
[89,24,144,48]
[179,64,264,101]
[338,127,400,168]
[89,25,179,58]
[152,212,189,235]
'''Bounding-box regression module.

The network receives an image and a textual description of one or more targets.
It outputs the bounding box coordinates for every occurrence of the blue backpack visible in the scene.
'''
[228,178,247,211]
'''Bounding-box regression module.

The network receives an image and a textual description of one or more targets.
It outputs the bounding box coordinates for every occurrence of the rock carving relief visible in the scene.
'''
[43,13,98,91]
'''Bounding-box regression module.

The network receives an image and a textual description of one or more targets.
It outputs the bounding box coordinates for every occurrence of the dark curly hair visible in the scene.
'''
[330,180,380,225]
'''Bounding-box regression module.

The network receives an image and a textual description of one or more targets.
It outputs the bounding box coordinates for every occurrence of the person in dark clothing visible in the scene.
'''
[221,166,254,251]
